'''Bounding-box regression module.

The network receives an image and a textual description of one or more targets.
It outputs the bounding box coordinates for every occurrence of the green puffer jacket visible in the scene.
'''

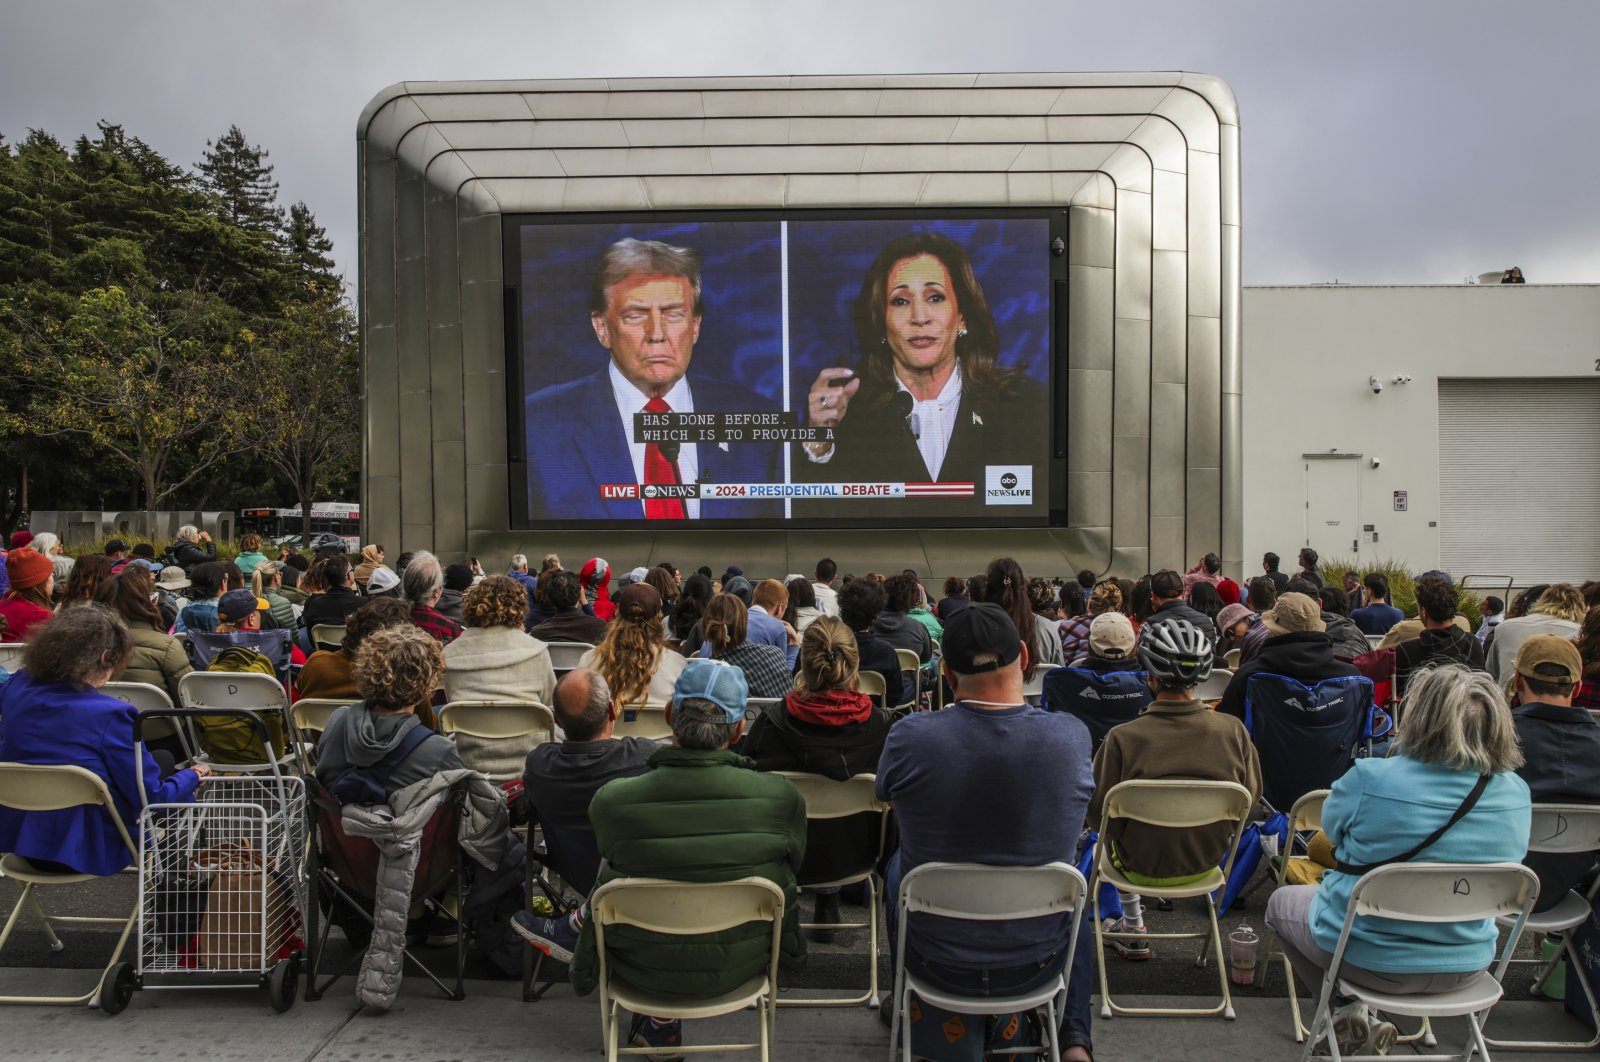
[569,745,808,998]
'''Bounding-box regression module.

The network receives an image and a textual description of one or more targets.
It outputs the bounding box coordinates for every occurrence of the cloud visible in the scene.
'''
[3,0,1596,286]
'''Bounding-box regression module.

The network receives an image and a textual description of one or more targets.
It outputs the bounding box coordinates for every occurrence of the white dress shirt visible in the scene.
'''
[609,362,700,519]
[897,361,963,482]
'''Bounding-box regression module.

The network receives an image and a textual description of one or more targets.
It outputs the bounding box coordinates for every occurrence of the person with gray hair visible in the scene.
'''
[507,553,537,593]
[514,659,806,1058]
[521,235,781,522]
[1264,664,1531,1056]
[402,551,461,644]
[164,524,216,572]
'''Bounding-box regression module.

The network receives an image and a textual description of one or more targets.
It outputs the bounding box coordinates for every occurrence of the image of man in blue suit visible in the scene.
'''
[525,237,781,522]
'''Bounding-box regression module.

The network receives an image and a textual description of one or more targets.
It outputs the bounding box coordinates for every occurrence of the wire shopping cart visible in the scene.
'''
[100,708,307,1014]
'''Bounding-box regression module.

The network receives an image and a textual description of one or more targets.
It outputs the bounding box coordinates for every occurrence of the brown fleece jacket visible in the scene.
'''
[1088,697,1262,879]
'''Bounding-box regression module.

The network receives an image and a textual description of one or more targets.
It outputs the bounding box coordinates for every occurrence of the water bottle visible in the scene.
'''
[1228,922,1260,986]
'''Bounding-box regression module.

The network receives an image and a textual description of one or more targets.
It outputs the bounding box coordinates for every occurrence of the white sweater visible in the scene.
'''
[442,626,559,779]
[579,645,688,707]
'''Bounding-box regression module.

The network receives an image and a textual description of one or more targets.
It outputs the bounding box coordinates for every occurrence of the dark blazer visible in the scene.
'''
[796,370,1047,518]
[524,368,781,521]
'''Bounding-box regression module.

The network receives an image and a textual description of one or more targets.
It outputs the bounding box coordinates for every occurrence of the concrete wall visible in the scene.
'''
[1242,283,1600,578]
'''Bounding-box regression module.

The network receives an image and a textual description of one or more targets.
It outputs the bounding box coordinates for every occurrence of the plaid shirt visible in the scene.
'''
[411,605,462,645]
[1058,614,1094,664]
[1576,681,1600,711]
[714,641,794,700]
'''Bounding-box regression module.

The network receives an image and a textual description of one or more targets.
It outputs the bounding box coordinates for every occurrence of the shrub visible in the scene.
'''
[1319,557,1484,630]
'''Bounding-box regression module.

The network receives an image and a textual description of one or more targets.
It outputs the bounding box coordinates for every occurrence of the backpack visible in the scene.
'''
[328,723,433,807]
[195,647,287,765]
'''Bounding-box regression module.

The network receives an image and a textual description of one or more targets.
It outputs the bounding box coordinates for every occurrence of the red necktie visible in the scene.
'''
[642,397,687,520]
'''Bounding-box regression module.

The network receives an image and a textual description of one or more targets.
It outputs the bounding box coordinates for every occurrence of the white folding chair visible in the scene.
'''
[436,701,557,784]
[1194,667,1234,703]
[1365,633,1384,649]
[289,698,352,771]
[101,681,196,763]
[309,624,346,652]
[1022,665,1049,705]
[773,772,890,1008]
[1300,861,1538,1062]
[857,669,887,708]
[1091,779,1254,1020]
[890,861,1087,1062]
[893,648,922,710]
[0,642,26,673]
[0,763,140,1009]
[612,704,672,741]
[546,641,596,675]
[592,876,785,1061]
[176,671,294,774]
[1484,804,1600,1050]
[1224,648,1242,670]
[1257,788,1331,1042]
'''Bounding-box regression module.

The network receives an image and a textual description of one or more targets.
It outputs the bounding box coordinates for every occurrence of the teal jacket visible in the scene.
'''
[1311,755,1530,974]
[570,745,808,998]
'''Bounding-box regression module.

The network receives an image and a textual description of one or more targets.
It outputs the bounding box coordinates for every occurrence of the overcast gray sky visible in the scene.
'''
[4,0,1596,287]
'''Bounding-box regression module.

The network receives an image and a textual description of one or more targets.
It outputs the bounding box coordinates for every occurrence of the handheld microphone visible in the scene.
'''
[891,391,919,439]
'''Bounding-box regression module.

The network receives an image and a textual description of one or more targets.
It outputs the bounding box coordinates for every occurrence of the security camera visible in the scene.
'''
[1369,375,1383,394]
[1370,457,1381,469]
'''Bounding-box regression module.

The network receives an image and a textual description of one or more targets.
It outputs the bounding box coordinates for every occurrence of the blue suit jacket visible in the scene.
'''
[525,368,782,521]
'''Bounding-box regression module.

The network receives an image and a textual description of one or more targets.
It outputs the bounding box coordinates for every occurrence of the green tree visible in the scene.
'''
[17,282,251,511]
[196,125,282,233]
[281,201,338,289]
[246,286,360,540]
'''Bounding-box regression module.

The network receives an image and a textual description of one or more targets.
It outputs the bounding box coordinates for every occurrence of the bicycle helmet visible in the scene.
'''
[1137,618,1215,688]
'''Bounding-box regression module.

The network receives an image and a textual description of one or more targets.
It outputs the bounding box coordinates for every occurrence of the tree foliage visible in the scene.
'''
[0,120,356,528]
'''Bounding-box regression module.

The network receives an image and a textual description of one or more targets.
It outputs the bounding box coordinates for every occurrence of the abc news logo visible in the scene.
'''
[984,466,1033,506]
[600,484,700,501]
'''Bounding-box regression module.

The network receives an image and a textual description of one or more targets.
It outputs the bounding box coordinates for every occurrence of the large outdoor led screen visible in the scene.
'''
[506,210,1066,530]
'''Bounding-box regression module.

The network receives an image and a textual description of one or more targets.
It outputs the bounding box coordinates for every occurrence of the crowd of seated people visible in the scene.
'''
[4,530,1600,1058]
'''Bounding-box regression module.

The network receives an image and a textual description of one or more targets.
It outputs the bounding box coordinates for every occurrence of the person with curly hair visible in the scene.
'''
[579,582,685,708]
[1060,579,1122,664]
[444,573,556,705]
[871,572,935,664]
[297,597,436,727]
[0,604,213,875]
[314,624,463,798]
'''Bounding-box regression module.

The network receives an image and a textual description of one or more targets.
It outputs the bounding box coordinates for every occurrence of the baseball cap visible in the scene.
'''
[941,602,1022,674]
[616,581,662,621]
[1262,592,1325,635]
[105,539,128,555]
[1514,635,1582,686]
[366,566,400,595]
[1088,612,1136,659]
[218,588,259,624]
[671,659,749,724]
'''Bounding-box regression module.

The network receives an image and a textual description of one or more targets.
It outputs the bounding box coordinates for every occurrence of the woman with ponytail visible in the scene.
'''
[702,592,791,698]
[742,615,892,938]
[581,582,686,707]
[251,561,297,631]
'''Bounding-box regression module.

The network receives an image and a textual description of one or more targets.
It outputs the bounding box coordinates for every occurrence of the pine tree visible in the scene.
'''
[196,124,281,232]
[281,200,338,290]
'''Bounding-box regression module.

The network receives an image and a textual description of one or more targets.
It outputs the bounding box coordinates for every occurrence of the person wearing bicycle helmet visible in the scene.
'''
[1088,619,1261,959]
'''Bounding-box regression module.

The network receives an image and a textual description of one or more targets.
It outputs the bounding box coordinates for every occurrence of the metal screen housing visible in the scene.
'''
[358,73,1241,577]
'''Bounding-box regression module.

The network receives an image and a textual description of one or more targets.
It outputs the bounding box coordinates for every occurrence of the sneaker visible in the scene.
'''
[423,909,460,947]
[513,909,581,963]
[810,892,842,944]
[1101,916,1152,961]
[628,1014,685,1062]
[1365,1018,1397,1056]
[1330,1002,1371,1057]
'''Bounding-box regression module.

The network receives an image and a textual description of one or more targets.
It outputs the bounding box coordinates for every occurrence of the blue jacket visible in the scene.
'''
[1310,755,1530,973]
[0,671,201,875]
[524,368,781,521]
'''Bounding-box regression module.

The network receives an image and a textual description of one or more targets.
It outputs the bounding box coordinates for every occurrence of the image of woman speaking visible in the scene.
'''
[798,231,1047,516]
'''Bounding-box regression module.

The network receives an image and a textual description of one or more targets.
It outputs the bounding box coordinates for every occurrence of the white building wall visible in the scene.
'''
[1242,284,1600,580]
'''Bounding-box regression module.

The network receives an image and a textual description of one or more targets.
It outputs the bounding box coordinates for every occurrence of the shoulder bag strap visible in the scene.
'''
[1333,772,1491,877]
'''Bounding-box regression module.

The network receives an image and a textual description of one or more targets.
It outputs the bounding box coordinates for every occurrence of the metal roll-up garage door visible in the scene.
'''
[1438,378,1600,585]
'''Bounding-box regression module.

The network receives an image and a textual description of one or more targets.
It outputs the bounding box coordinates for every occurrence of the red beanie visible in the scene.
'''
[9,530,33,550]
[6,547,53,591]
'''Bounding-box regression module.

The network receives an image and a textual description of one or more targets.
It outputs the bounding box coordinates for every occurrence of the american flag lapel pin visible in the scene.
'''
[972,412,983,427]
[719,441,730,452]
